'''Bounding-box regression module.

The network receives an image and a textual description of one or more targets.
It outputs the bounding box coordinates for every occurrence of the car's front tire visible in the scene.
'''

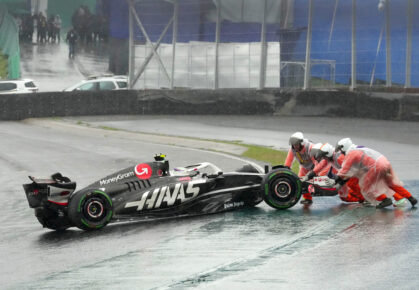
[262,168,302,210]
[68,190,113,231]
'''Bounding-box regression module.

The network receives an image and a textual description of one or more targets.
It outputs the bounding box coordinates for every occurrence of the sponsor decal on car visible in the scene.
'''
[99,172,135,186]
[224,201,245,210]
[178,176,192,181]
[313,176,334,188]
[314,177,329,182]
[28,189,39,196]
[124,180,206,211]
[135,163,152,180]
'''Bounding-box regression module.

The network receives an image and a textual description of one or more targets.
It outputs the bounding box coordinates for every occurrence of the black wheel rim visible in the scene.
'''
[274,180,292,199]
[83,197,106,221]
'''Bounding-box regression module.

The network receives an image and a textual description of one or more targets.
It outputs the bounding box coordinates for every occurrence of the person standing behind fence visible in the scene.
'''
[66,28,78,59]
[47,15,56,43]
[54,15,62,43]
[23,14,34,42]
[37,13,47,43]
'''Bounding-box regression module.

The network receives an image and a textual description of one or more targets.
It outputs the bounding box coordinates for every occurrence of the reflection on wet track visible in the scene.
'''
[20,42,109,92]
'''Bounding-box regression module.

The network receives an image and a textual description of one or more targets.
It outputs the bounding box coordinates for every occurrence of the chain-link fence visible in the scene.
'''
[305,0,414,90]
[122,0,418,91]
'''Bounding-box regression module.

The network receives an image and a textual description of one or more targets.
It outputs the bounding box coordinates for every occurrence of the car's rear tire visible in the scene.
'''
[68,190,113,231]
[262,168,302,210]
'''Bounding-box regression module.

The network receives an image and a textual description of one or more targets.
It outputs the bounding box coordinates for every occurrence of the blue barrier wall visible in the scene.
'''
[292,0,419,86]
[103,0,419,86]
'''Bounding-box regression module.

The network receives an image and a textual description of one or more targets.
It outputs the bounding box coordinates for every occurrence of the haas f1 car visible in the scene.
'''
[23,155,338,231]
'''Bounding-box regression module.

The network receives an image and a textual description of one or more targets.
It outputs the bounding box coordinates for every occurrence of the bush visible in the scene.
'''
[0,52,8,79]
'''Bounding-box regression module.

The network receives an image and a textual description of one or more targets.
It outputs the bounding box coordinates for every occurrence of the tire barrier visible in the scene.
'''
[0,89,418,121]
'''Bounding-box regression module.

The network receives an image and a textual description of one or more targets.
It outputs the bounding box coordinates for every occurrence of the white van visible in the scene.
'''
[0,79,39,94]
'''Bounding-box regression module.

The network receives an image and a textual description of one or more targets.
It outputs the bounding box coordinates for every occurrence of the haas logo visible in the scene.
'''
[125,180,206,211]
[135,163,152,180]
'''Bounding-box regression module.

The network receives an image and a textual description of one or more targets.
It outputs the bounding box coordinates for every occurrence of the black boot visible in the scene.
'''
[300,199,313,205]
[376,198,393,209]
[408,196,418,207]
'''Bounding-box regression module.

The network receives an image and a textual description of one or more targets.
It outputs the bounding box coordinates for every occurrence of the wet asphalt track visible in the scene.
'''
[1,116,418,289]
[20,41,109,91]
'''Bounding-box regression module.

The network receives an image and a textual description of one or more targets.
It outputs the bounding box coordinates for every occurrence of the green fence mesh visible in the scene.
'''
[0,3,20,79]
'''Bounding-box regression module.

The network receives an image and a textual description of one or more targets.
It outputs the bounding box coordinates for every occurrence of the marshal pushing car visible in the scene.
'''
[23,155,338,231]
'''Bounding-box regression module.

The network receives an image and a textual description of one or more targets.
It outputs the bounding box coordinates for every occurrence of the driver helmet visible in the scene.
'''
[309,143,322,161]
[335,138,353,155]
[316,143,334,160]
[289,132,304,150]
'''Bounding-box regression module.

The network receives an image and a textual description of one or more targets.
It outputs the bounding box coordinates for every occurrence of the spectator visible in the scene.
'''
[66,27,78,59]
[47,15,56,43]
[37,12,47,43]
[54,15,62,43]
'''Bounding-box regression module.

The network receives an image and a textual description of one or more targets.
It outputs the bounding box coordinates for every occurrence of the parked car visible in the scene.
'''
[0,79,39,94]
[63,75,128,92]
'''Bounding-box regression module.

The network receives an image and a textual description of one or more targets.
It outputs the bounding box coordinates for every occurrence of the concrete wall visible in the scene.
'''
[1,89,418,121]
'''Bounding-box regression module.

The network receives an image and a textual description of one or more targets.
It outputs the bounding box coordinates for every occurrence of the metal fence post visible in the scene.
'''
[171,0,178,89]
[259,0,267,90]
[303,0,313,90]
[385,0,392,87]
[351,0,356,90]
[214,0,221,90]
[128,1,135,89]
[405,0,413,88]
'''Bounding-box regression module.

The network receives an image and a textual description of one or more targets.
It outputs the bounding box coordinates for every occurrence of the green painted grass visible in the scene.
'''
[71,120,300,174]
[239,144,299,173]
[99,126,120,131]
